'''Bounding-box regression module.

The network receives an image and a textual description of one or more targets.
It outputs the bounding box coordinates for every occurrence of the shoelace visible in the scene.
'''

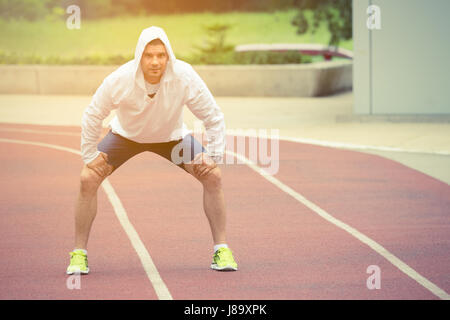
[70,252,87,266]
[215,248,233,262]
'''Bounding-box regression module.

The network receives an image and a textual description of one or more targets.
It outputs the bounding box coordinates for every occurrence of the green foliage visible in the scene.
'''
[0,10,350,65]
[0,0,301,20]
[292,0,352,47]
[111,0,298,15]
[0,49,311,66]
[74,0,124,20]
[0,0,60,21]
[191,23,235,64]
[187,23,312,65]
[233,51,312,65]
[185,50,312,66]
[45,6,65,22]
[0,50,133,65]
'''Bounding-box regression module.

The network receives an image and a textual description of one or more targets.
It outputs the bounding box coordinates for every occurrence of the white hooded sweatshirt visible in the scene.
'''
[81,26,226,165]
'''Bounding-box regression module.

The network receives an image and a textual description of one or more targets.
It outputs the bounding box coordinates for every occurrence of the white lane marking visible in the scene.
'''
[226,150,450,300]
[1,127,449,156]
[277,135,450,156]
[0,138,173,300]
[0,127,80,137]
[101,179,172,300]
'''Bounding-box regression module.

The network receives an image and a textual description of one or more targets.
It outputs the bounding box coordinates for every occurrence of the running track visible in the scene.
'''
[0,123,449,300]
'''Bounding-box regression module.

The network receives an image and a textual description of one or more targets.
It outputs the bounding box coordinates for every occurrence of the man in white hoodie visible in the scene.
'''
[67,26,238,274]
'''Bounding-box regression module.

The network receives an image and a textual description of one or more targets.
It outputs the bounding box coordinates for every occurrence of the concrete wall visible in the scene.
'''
[0,61,352,97]
[353,0,450,115]
[0,65,117,95]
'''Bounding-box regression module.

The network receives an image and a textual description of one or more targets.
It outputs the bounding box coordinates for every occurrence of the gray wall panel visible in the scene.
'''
[353,0,450,115]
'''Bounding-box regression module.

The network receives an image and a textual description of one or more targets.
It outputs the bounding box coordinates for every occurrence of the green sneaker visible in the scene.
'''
[211,247,238,271]
[66,250,89,275]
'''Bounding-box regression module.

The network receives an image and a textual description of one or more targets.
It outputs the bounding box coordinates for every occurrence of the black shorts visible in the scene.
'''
[97,130,206,173]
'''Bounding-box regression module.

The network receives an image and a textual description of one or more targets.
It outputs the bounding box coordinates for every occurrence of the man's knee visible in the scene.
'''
[79,166,104,195]
[198,167,222,190]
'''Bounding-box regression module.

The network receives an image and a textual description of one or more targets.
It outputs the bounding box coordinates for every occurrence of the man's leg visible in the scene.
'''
[73,130,142,249]
[74,165,107,250]
[184,163,227,245]
[183,159,237,271]
[67,165,111,275]
[150,134,238,270]
[68,131,141,274]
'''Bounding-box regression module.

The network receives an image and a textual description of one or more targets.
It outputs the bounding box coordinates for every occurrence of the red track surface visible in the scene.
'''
[0,123,449,300]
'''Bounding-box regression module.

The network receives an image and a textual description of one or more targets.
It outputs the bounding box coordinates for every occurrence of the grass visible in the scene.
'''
[0,9,353,64]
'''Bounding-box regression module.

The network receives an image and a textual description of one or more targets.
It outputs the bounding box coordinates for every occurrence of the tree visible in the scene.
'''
[291,0,352,47]
[191,23,235,64]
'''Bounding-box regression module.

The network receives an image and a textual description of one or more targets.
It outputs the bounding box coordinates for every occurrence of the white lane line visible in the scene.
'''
[227,150,450,300]
[277,135,450,156]
[101,179,172,300]
[0,127,80,137]
[1,127,449,156]
[0,138,173,300]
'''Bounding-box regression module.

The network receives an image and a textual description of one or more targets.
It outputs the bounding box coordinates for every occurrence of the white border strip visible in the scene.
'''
[227,150,450,300]
[0,138,173,300]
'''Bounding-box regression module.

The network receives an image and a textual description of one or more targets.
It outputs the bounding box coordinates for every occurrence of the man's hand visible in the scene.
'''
[87,152,113,178]
[192,152,217,178]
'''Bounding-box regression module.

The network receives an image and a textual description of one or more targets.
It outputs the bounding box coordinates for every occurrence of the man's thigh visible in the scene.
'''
[97,130,144,173]
[98,131,208,175]
[174,134,216,178]
[150,134,206,173]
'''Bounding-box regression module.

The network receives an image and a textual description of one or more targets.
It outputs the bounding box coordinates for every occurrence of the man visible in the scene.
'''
[66,26,238,274]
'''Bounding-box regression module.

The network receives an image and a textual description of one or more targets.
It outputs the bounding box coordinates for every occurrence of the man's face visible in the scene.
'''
[140,41,168,84]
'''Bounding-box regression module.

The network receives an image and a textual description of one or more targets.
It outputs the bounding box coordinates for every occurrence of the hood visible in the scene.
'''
[133,26,177,92]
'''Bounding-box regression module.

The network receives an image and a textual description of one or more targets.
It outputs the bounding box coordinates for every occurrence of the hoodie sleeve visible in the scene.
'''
[81,77,117,164]
[184,67,226,163]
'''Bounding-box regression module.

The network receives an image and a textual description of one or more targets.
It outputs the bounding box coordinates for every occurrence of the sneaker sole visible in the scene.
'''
[210,264,238,271]
[66,268,89,275]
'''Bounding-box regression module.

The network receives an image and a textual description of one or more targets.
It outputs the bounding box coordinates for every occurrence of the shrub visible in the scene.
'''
[0,51,133,65]
[187,22,312,65]
[292,0,352,47]
[0,0,59,21]
[233,51,311,65]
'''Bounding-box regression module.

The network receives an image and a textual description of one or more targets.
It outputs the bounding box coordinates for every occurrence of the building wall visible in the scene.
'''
[353,0,450,115]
